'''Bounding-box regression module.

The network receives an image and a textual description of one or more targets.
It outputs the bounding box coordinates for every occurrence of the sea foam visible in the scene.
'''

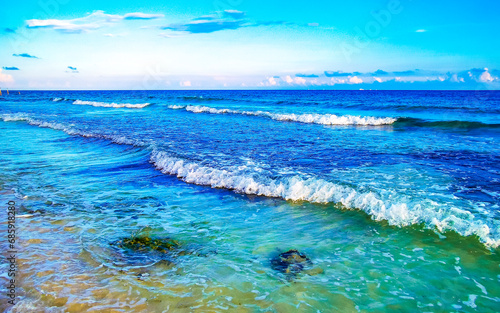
[150,150,500,248]
[0,113,144,146]
[168,105,397,126]
[73,100,151,109]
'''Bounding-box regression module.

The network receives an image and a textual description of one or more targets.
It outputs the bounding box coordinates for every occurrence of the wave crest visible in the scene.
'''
[168,105,397,126]
[73,100,151,109]
[0,113,144,146]
[150,150,499,248]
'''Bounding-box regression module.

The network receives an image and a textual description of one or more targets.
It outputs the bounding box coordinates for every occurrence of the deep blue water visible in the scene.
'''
[1,90,499,312]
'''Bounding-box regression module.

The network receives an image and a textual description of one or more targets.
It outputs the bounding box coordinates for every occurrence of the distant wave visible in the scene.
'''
[73,100,151,109]
[0,113,144,146]
[52,97,73,102]
[169,105,500,129]
[2,112,499,248]
[168,105,185,109]
[168,105,397,126]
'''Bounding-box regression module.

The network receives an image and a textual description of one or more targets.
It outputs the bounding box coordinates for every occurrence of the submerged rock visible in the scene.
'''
[271,249,313,276]
[110,236,181,254]
[107,232,216,271]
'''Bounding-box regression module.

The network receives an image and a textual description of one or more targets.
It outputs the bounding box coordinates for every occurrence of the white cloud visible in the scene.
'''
[26,10,163,33]
[267,77,277,85]
[223,10,245,19]
[349,76,363,84]
[330,77,346,84]
[124,13,164,19]
[266,68,499,89]
[464,68,498,83]
[294,77,306,84]
[224,10,244,14]
[180,80,192,87]
[479,71,494,82]
[26,19,100,33]
[449,74,465,83]
[416,29,426,33]
[0,69,14,83]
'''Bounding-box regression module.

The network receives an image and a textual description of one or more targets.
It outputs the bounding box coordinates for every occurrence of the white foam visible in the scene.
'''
[73,100,151,109]
[1,113,144,146]
[168,105,185,109]
[167,105,397,126]
[150,150,500,248]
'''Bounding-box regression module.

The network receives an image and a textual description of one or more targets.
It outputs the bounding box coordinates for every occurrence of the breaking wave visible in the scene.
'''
[1,113,499,248]
[52,97,71,102]
[150,150,500,248]
[0,113,144,146]
[168,105,500,129]
[168,105,397,126]
[73,100,151,109]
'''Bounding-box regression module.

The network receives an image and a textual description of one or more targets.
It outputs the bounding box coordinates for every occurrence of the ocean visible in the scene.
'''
[0,90,499,312]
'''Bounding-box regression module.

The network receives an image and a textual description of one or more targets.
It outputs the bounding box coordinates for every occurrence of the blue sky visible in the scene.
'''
[0,0,499,90]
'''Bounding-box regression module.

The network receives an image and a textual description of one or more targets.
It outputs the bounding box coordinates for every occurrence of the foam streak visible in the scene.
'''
[73,100,151,109]
[168,105,397,126]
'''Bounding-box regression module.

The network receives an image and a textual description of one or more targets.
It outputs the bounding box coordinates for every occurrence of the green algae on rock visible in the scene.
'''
[110,236,181,254]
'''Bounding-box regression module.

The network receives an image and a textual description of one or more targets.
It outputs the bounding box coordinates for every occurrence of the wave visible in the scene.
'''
[168,105,185,109]
[73,100,151,109]
[0,113,144,146]
[150,150,499,248]
[168,105,397,126]
[52,97,73,102]
[169,105,500,129]
[2,113,499,248]
[394,118,500,129]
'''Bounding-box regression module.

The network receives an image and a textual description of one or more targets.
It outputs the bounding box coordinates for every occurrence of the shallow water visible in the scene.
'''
[0,90,499,312]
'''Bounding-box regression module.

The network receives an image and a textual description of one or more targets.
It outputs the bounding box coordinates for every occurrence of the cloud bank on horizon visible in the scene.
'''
[260,68,499,88]
[0,0,499,90]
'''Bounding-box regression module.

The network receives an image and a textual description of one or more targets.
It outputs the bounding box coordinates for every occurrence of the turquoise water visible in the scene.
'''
[0,90,499,312]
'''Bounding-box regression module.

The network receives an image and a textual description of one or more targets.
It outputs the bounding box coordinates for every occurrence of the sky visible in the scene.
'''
[0,0,499,90]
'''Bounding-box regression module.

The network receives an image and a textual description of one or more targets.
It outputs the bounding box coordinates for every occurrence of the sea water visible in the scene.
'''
[0,90,499,312]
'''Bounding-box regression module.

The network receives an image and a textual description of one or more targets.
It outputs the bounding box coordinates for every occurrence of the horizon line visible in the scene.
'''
[1,89,499,92]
